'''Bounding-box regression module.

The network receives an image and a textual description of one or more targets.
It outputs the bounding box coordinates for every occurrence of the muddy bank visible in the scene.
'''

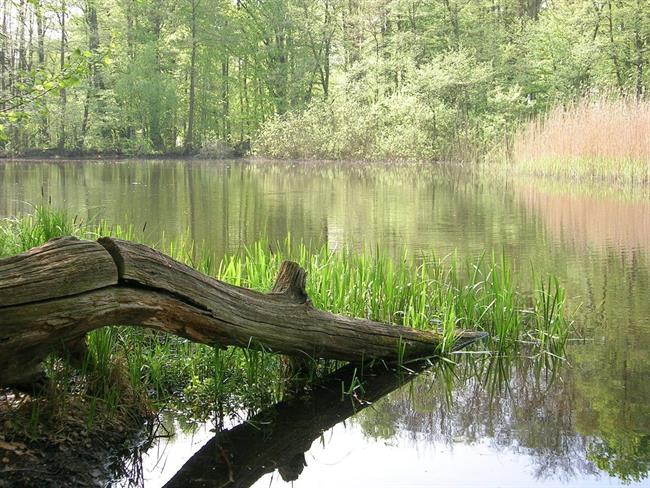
[0,390,153,488]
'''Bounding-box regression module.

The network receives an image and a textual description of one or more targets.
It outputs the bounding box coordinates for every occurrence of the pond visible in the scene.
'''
[1,159,649,487]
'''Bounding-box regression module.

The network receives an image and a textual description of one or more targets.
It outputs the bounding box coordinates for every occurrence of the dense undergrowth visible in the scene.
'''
[0,206,572,425]
[253,52,521,163]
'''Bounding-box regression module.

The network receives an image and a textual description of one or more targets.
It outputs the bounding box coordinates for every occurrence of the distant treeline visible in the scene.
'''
[1,0,649,160]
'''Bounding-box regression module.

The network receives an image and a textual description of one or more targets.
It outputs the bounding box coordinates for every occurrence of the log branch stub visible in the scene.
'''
[271,261,309,304]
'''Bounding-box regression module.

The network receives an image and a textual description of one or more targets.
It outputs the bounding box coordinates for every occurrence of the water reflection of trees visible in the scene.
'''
[356,353,649,483]
[0,161,518,261]
[161,362,429,488]
[113,352,650,487]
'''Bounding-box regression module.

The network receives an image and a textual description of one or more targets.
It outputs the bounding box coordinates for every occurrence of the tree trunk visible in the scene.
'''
[35,0,48,144]
[634,0,645,100]
[57,0,67,153]
[0,0,9,110]
[80,0,104,149]
[221,56,230,140]
[17,0,26,72]
[184,0,198,154]
[0,237,486,388]
[607,0,624,93]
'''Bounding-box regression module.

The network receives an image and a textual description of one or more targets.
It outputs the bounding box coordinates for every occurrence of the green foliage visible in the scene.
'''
[2,0,649,158]
[255,47,526,162]
[0,49,90,147]
[253,0,650,162]
[588,434,650,483]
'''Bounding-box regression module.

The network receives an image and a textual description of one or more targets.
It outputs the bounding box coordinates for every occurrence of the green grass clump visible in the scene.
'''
[0,204,81,256]
[0,206,573,418]
[215,241,570,358]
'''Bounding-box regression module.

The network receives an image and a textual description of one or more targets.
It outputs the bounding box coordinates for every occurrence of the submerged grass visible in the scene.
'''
[0,206,573,420]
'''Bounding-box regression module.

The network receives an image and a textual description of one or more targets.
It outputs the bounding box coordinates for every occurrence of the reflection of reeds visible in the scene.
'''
[515,180,650,253]
[513,99,650,183]
[356,352,580,480]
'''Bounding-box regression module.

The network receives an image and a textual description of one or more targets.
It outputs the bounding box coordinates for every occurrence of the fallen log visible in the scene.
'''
[0,237,487,388]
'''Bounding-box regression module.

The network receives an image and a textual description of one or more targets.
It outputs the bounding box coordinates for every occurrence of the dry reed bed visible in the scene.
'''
[513,99,650,183]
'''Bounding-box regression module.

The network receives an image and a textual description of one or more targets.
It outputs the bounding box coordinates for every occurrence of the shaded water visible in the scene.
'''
[1,160,649,486]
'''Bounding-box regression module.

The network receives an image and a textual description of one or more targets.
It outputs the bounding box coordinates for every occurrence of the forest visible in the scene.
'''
[1,0,649,161]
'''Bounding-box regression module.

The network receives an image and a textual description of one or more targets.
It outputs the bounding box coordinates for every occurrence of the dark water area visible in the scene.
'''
[1,159,649,487]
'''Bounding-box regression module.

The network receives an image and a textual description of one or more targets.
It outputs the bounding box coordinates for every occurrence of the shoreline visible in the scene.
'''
[0,153,249,163]
[0,390,154,488]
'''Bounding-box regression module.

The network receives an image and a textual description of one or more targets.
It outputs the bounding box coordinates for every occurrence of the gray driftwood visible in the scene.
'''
[0,237,486,388]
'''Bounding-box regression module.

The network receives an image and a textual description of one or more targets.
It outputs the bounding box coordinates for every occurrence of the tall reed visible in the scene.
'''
[512,98,650,184]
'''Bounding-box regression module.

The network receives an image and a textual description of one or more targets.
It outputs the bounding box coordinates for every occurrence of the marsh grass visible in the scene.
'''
[0,206,573,420]
[512,98,650,184]
[0,203,81,255]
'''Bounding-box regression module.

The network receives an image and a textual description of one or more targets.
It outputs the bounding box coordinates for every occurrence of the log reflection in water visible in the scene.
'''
[163,362,430,488]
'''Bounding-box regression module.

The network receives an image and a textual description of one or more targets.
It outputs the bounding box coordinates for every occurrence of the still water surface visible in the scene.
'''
[1,160,649,487]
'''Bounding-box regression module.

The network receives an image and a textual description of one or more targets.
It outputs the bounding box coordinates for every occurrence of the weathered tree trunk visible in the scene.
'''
[0,237,486,388]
